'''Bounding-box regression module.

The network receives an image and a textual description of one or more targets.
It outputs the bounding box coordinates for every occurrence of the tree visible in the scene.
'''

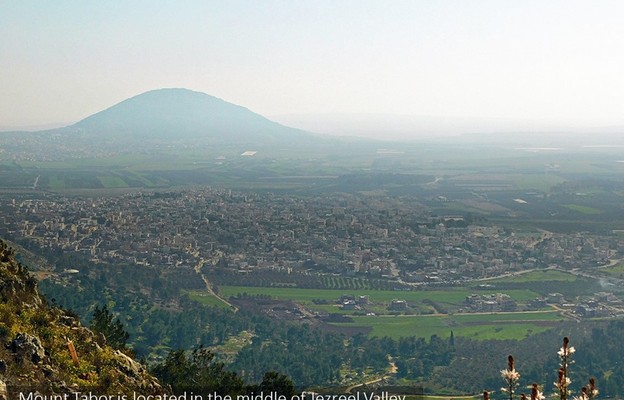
[152,347,245,395]
[258,371,296,397]
[90,304,129,350]
[151,349,189,389]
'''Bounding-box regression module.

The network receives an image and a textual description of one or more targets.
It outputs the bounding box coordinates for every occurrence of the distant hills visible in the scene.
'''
[273,113,624,145]
[0,88,323,161]
[70,88,314,144]
[3,88,622,165]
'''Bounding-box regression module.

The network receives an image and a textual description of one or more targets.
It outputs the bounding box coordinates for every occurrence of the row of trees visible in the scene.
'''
[207,267,407,290]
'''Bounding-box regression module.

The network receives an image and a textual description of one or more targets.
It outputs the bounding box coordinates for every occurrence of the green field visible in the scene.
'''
[47,175,66,189]
[217,286,540,305]
[480,269,578,284]
[512,174,566,193]
[563,204,603,215]
[208,285,567,340]
[597,262,624,278]
[330,311,562,340]
[187,290,232,308]
[97,175,130,188]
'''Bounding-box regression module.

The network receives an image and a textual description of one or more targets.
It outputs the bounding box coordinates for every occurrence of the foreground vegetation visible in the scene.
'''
[0,240,162,393]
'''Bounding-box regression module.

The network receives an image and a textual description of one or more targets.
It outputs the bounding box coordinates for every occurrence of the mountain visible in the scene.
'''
[70,88,314,145]
[0,88,325,163]
[0,239,164,394]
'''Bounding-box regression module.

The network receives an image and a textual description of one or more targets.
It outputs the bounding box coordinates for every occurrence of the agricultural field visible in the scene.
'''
[511,174,567,193]
[97,175,129,188]
[187,290,232,309]
[596,262,624,279]
[562,204,603,215]
[216,285,541,310]
[472,268,614,298]
[477,269,578,284]
[6,140,624,235]
[206,284,568,341]
[328,311,563,340]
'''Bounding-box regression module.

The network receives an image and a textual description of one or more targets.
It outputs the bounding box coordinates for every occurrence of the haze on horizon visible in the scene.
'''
[2,1,624,139]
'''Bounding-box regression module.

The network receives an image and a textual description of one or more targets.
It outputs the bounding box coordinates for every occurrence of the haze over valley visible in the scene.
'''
[2,85,624,395]
[3,1,624,397]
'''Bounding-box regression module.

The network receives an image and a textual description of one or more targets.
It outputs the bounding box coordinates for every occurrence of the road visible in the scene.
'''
[194,258,237,310]
[345,360,397,393]
[32,175,40,189]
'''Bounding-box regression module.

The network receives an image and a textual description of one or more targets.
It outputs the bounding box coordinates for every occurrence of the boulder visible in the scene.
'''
[113,350,163,393]
[10,333,46,364]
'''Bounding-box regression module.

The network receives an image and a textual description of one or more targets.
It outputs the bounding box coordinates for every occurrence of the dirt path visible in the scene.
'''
[194,259,237,310]
[345,359,397,393]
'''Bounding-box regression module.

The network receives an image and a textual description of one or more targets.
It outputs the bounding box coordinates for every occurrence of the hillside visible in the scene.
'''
[0,88,323,162]
[0,239,164,395]
[70,88,314,144]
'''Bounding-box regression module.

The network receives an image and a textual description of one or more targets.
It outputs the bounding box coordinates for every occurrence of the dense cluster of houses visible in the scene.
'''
[1,189,621,293]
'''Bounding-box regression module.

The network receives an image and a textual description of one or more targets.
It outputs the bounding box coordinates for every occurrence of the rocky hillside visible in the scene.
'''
[0,239,164,395]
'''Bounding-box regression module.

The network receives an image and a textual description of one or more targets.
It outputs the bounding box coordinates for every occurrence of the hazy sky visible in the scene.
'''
[2,1,624,132]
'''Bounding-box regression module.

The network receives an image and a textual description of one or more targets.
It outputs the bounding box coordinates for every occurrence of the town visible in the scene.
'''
[2,188,623,318]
